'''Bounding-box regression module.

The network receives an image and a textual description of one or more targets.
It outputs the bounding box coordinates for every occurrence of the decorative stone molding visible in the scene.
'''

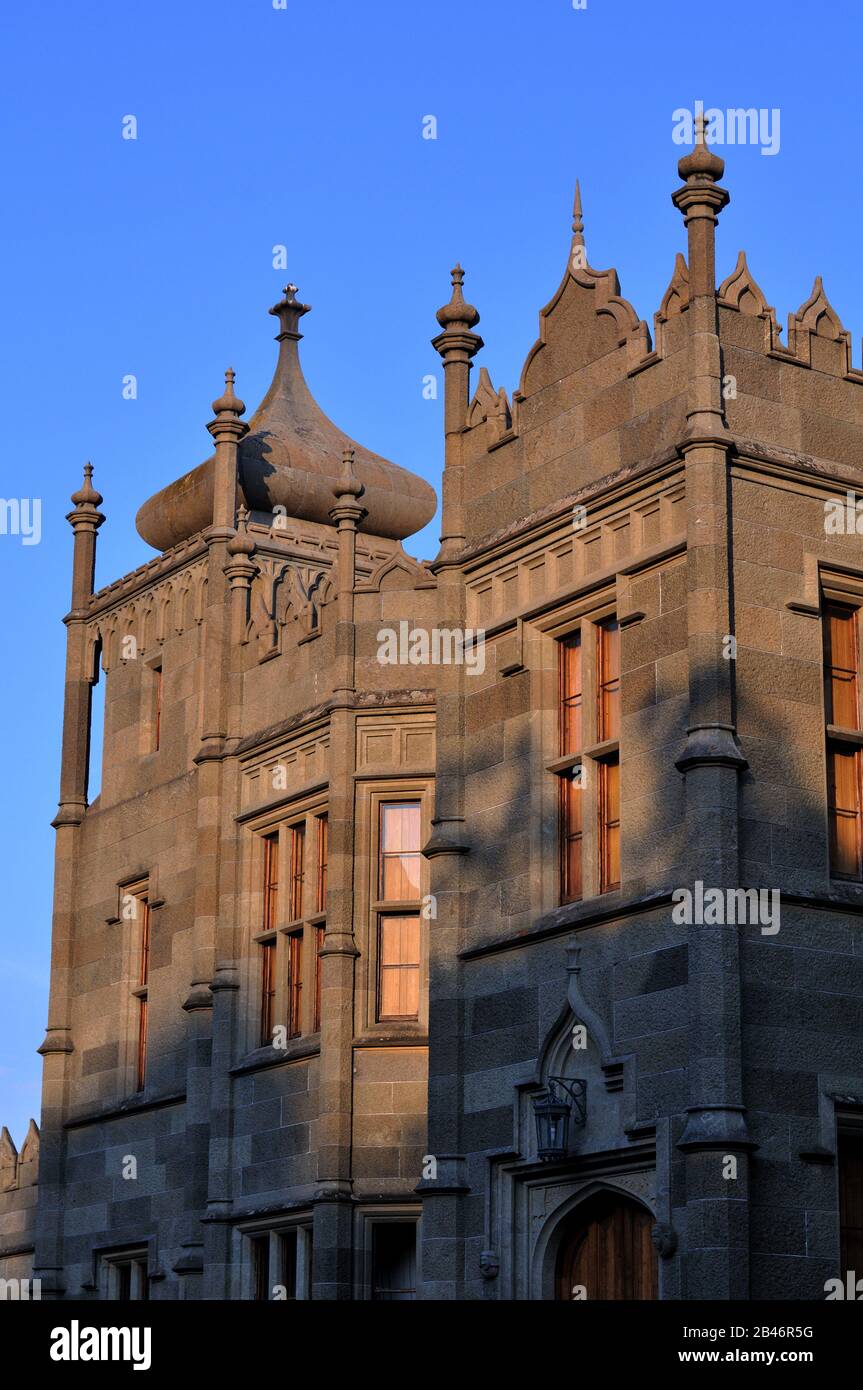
[0,1120,39,1192]
[468,366,512,440]
[247,558,336,657]
[356,548,434,593]
[783,276,853,375]
[652,253,689,356]
[86,560,207,673]
[717,250,781,353]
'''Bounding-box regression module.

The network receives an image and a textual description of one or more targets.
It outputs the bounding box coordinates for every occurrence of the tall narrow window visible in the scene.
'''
[559,633,583,903]
[279,1230,299,1300]
[260,942,276,1047]
[246,1226,312,1300]
[599,759,621,893]
[255,810,328,1047]
[314,926,325,1032]
[105,1251,149,1301]
[597,618,620,741]
[251,1235,270,1301]
[316,814,328,912]
[839,1131,863,1278]
[824,604,863,879]
[379,803,422,900]
[378,916,421,1020]
[289,824,305,921]
[153,665,163,752]
[136,895,150,1091]
[314,814,327,1032]
[260,833,279,1045]
[87,641,105,803]
[376,802,422,1021]
[597,618,621,893]
[263,832,279,930]
[288,931,303,1039]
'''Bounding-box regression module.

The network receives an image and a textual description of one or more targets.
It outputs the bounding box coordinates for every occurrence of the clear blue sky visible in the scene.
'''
[1,0,860,1146]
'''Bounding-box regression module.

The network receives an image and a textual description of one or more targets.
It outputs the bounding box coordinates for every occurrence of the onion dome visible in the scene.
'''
[136,285,437,550]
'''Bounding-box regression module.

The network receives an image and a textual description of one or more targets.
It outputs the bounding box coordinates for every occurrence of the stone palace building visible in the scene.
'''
[3,125,863,1300]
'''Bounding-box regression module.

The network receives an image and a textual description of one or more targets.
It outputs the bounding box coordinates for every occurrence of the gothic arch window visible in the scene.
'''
[553,1189,657,1301]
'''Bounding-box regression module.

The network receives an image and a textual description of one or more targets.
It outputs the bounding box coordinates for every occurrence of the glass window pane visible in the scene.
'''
[378,914,420,1020]
[560,633,583,753]
[379,803,422,900]
[263,833,279,930]
[598,619,620,741]
[372,1223,417,1301]
[288,932,303,1038]
[829,745,861,878]
[825,606,860,729]
[600,756,621,892]
[289,825,305,921]
[316,814,328,913]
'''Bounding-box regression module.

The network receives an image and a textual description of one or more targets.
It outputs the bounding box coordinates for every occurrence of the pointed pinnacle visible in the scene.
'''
[572,180,584,243]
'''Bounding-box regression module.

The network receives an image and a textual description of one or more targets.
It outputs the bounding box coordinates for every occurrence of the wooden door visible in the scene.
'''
[556,1192,658,1300]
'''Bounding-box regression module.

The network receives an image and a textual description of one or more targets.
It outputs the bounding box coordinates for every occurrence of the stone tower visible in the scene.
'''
[3,126,863,1300]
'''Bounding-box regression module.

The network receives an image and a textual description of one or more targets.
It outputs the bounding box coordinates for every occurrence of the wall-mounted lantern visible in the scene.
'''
[532,1078,587,1162]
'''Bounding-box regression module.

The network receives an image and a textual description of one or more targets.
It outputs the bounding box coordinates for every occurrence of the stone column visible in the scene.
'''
[419,271,483,1298]
[178,373,247,1287]
[672,122,754,1299]
[34,465,104,1296]
[313,452,365,1298]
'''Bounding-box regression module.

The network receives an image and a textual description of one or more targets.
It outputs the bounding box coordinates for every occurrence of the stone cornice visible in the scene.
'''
[234,689,435,761]
[64,1089,186,1130]
[730,434,863,495]
[456,446,684,570]
[87,535,208,617]
[460,888,676,961]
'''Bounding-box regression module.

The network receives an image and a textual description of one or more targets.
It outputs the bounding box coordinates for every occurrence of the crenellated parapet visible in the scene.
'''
[0,1121,39,1193]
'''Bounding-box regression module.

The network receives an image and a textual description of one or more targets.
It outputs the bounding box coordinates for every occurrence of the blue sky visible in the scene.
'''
[1,0,861,1145]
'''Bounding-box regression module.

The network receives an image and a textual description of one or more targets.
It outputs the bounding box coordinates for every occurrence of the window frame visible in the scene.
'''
[239,1217,313,1301]
[356,781,431,1038]
[822,593,863,881]
[114,876,153,1095]
[140,651,163,756]
[249,798,327,1052]
[548,600,621,904]
[100,1247,150,1301]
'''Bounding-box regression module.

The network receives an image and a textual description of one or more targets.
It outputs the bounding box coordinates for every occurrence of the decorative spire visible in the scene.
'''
[672,107,729,303]
[435,264,480,332]
[332,446,364,502]
[677,108,726,184]
[211,368,246,420]
[226,503,255,556]
[572,180,584,247]
[269,283,311,342]
[70,462,102,511]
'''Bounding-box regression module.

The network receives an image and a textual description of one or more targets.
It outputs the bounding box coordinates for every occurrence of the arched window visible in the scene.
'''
[555,1190,657,1301]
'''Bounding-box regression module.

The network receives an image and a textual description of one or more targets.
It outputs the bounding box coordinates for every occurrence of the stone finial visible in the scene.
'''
[677,107,726,183]
[332,447,364,502]
[70,462,103,510]
[269,282,311,342]
[226,503,255,557]
[572,180,585,247]
[211,368,246,419]
[671,106,729,303]
[435,264,481,332]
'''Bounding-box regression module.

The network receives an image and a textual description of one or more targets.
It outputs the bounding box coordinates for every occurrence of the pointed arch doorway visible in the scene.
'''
[555,1190,658,1300]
